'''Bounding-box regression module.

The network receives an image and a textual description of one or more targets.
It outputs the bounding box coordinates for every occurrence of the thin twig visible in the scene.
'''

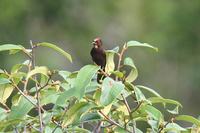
[131,102,143,113]
[38,76,51,92]
[0,102,10,112]
[116,44,127,81]
[121,94,131,113]
[99,110,132,133]
[158,117,174,133]
[11,81,37,107]
[52,121,61,133]
[13,126,19,133]
[30,40,43,133]
[121,94,136,133]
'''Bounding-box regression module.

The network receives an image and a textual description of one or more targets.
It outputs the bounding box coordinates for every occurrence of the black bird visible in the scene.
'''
[90,37,106,83]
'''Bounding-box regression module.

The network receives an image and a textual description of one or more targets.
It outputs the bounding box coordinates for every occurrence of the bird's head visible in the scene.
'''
[92,37,102,48]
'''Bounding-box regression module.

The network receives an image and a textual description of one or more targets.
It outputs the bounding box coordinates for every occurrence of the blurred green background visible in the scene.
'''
[0,0,199,116]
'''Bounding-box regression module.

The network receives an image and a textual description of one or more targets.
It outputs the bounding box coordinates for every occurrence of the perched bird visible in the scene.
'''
[90,37,106,83]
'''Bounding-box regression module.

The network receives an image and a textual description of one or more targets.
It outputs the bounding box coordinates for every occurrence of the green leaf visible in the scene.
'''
[73,65,99,99]
[105,52,115,74]
[124,82,134,91]
[41,90,60,105]
[37,42,72,63]
[80,113,101,123]
[45,126,62,133]
[66,127,91,133]
[134,86,146,102]
[56,88,75,106]
[142,105,164,121]
[62,102,95,127]
[106,46,119,53]
[126,41,158,51]
[175,115,200,126]
[85,81,100,93]
[148,97,182,107]
[0,84,14,104]
[26,66,49,81]
[124,57,136,68]
[136,85,162,98]
[58,70,71,80]
[167,106,179,115]
[11,60,30,74]
[8,96,36,120]
[0,44,23,52]
[100,77,124,106]
[0,78,10,85]
[0,69,4,73]
[0,44,31,57]
[164,123,186,132]
[124,57,138,82]
[111,71,124,78]
[0,107,7,121]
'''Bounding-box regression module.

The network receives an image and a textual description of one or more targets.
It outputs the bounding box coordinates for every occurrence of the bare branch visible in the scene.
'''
[30,40,43,133]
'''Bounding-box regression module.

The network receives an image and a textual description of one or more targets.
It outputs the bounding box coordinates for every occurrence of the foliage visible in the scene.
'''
[0,41,199,133]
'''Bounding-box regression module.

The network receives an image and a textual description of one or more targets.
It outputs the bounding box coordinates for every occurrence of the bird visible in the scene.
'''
[90,37,106,83]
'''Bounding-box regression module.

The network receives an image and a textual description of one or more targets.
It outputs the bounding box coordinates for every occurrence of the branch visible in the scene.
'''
[37,75,51,92]
[121,94,136,133]
[11,81,37,107]
[158,117,175,133]
[116,44,127,81]
[99,110,132,133]
[30,40,43,133]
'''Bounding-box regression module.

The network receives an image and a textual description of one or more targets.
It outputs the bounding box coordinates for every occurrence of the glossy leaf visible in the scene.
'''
[26,66,49,80]
[124,57,138,82]
[0,107,7,121]
[164,123,186,132]
[56,88,75,106]
[66,127,91,133]
[136,85,162,98]
[100,77,124,106]
[41,90,60,105]
[167,106,179,115]
[73,65,99,99]
[148,97,182,107]
[142,105,164,121]
[111,70,124,78]
[0,44,23,52]
[62,102,95,127]
[0,84,14,104]
[37,42,72,62]
[8,96,36,120]
[0,78,10,85]
[80,113,101,123]
[58,70,71,80]
[126,41,158,51]
[175,115,200,126]
[134,86,146,102]
[105,52,115,74]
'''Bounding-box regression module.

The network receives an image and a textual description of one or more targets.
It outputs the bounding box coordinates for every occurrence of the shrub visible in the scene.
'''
[0,41,199,133]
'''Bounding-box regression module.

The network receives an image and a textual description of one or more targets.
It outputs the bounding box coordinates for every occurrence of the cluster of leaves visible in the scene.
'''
[0,41,200,133]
